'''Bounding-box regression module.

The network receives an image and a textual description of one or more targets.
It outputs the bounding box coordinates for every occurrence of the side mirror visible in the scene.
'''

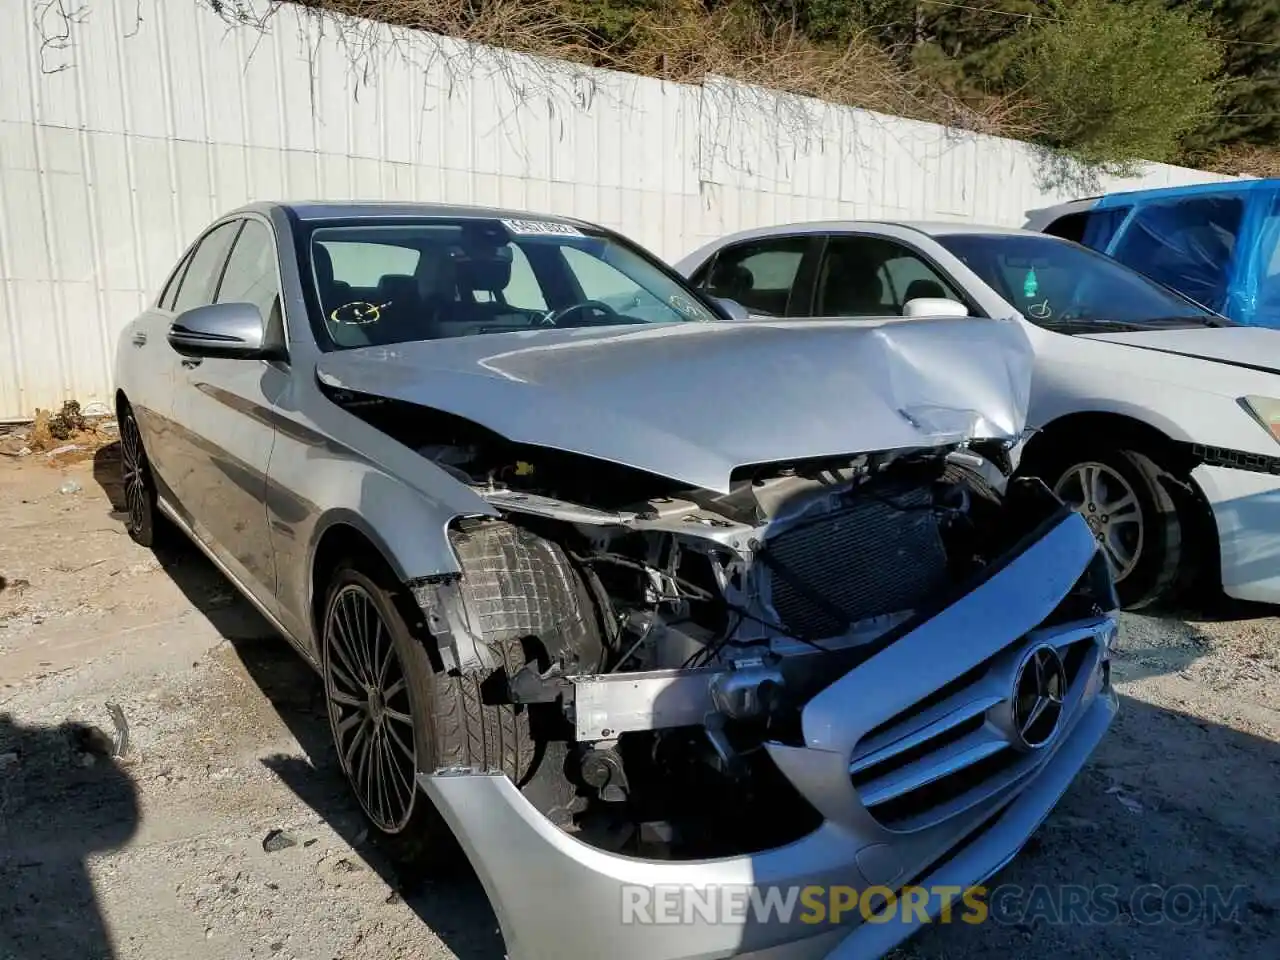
[712,297,750,321]
[903,297,968,319]
[168,302,279,360]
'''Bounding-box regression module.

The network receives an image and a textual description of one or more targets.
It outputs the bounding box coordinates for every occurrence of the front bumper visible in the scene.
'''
[419,513,1118,960]
[1191,463,1280,604]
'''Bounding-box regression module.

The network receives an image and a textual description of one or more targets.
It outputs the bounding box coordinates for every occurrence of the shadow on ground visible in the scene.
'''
[86,443,1279,959]
[89,443,506,959]
[0,714,139,960]
[899,693,1280,959]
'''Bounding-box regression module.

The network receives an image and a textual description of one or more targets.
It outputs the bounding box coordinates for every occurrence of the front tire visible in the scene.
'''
[320,525,600,872]
[1043,447,1182,608]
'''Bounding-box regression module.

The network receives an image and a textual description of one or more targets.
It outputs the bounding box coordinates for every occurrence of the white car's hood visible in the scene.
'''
[1078,326,1280,375]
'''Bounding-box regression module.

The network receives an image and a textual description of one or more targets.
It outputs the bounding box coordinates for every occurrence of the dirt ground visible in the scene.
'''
[1,436,1278,960]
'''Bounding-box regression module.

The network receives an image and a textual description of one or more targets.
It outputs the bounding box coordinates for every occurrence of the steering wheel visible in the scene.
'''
[539,300,621,327]
[329,300,390,325]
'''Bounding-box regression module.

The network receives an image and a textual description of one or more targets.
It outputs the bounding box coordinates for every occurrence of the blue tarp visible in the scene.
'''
[1090,179,1280,327]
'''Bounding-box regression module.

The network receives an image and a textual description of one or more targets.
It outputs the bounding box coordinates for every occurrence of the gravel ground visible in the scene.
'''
[1,438,1278,960]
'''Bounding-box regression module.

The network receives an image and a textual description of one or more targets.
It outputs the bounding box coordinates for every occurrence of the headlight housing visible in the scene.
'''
[1240,395,1280,443]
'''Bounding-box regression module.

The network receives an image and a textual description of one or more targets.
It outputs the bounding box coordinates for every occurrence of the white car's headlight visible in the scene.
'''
[1241,395,1280,443]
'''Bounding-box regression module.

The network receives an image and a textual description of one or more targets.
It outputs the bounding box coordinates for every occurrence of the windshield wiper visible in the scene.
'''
[1039,315,1228,334]
[1137,314,1234,328]
[1036,318,1151,334]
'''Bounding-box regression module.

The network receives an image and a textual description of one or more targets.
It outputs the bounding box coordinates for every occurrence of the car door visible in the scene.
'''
[121,245,200,486]
[168,216,288,613]
[689,235,822,317]
[811,233,969,317]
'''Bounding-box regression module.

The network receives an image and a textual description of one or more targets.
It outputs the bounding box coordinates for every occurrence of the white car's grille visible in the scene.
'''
[849,621,1107,832]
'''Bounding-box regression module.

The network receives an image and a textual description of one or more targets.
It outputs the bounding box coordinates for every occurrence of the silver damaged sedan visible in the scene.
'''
[113,202,1120,959]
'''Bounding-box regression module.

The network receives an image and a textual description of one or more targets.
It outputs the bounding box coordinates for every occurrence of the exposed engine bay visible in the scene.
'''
[334,392,1108,859]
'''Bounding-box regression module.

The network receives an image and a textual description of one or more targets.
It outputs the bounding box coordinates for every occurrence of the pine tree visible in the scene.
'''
[1173,0,1280,147]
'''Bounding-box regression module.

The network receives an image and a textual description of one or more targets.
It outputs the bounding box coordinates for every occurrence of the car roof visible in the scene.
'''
[695,220,1051,245]
[1088,176,1274,209]
[230,200,600,228]
[895,221,1041,238]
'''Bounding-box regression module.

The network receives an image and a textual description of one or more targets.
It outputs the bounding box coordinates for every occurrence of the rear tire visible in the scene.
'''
[320,522,601,874]
[1038,446,1182,609]
[118,402,164,549]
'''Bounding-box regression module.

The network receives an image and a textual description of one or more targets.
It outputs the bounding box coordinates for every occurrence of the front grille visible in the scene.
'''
[760,485,949,638]
[849,623,1105,832]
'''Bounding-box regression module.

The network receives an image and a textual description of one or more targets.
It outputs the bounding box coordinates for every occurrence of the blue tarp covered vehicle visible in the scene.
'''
[1025,178,1280,328]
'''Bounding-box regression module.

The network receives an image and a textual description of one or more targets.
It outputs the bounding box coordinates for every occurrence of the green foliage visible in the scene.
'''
[559,0,660,46]
[302,1,1255,169]
[1173,0,1280,151]
[1013,0,1223,167]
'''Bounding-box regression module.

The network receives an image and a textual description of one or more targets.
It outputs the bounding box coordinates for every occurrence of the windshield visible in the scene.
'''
[934,232,1230,332]
[306,217,718,349]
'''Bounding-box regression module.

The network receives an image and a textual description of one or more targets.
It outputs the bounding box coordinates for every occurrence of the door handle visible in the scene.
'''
[181,358,202,369]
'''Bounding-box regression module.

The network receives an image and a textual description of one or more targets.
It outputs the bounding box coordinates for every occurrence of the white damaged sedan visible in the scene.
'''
[677,221,1280,609]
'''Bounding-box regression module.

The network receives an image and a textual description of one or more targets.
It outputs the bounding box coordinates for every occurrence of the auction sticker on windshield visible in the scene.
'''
[501,218,584,237]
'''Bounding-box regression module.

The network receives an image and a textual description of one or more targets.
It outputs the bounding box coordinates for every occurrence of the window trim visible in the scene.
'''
[210,220,248,303]
[167,218,244,316]
[158,246,196,311]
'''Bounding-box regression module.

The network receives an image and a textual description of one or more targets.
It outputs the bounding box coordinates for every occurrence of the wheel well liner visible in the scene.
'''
[1021,411,1199,477]
[309,521,403,646]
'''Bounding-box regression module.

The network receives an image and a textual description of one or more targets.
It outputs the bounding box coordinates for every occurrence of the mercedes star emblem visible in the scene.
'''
[1011,644,1067,749]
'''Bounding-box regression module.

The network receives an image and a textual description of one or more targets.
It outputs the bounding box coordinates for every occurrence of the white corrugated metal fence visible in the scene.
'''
[0,0,1236,418]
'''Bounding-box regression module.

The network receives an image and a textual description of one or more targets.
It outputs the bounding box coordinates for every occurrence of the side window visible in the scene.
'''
[171,221,241,314]
[1081,206,1131,251]
[559,246,684,320]
[1111,195,1245,311]
[701,239,808,317]
[700,238,808,316]
[158,248,194,310]
[1042,211,1090,244]
[1042,207,1132,251]
[1252,195,1280,317]
[561,246,639,303]
[215,220,280,323]
[816,236,962,317]
[319,241,420,288]
[498,244,547,311]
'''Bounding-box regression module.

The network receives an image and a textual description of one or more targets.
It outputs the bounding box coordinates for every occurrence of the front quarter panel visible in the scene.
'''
[263,383,501,655]
[1025,326,1280,455]
[114,307,178,478]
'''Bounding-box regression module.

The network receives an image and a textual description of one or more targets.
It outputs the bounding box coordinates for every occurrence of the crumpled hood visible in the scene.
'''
[1079,326,1280,375]
[316,318,1033,494]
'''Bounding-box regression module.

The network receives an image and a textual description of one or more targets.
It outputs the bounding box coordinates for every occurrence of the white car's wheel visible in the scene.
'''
[1048,448,1182,608]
